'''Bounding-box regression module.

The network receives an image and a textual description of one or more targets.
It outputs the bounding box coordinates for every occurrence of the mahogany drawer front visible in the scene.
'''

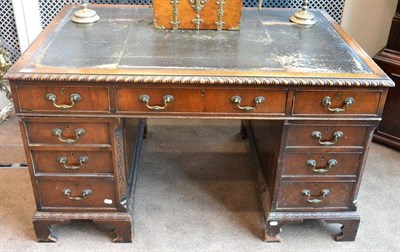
[117,87,204,113]
[24,121,111,145]
[31,150,113,174]
[286,124,369,147]
[292,90,382,116]
[16,85,110,113]
[37,179,117,209]
[204,89,287,114]
[116,87,287,114]
[282,152,361,176]
[277,181,354,210]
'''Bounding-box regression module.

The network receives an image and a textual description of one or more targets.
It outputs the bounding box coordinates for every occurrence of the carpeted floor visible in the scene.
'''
[0,119,399,251]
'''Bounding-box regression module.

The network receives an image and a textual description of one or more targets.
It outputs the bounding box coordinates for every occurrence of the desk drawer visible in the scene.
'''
[37,179,117,210]
[292,90,382,116]
[282,152,361,176]
[24,121,112,145]
[204,89,287,114]
[31,150,114,174]
[116,87,287,115]
[117,87,204,113]
[16,85,110,113]
[286,124,368,148]
[277,181,354,210]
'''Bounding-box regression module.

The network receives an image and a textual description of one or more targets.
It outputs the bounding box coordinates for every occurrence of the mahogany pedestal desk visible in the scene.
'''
[5,5,394,243]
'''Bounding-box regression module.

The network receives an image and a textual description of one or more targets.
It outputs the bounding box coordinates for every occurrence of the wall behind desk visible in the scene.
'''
[341,0,398,56]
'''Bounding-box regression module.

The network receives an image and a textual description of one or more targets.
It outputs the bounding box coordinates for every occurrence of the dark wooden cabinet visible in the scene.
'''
[373,1,400,149]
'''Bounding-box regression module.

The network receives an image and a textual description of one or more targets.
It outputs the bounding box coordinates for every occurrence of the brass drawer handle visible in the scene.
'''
[46,93,81,109]
[230,95,266,111]
[322,96,355,113]
[62,188,92,201]
[138,94,174,111]
[301,189,330,206]
[52,128,85,144]
[57,156,89,170]
[307,159,337,173]
[312,131,343,146]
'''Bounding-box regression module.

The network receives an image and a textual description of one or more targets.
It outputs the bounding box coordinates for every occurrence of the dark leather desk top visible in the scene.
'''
[6,5,393,87]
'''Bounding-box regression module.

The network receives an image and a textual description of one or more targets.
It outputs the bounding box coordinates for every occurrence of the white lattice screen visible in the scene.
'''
[39,0,345,28]
[0,0,21,63]
[256,0,345,24]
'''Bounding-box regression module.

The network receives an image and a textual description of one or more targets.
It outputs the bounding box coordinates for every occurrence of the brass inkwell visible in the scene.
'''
[289,0,317,25]
[71,0,100,24]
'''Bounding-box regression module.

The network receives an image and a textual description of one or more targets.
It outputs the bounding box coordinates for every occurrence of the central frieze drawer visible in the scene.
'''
[282,152,361,176]
[24,121,112,145]
[204,89,287,114]
[31,150,114,174]
[117,87,287,114]
[286,124,369,148]
[16,85,110,113]
[117,88,204,113]
[276,181,354,210]
[292,90,383,116]
[37,179,117,210]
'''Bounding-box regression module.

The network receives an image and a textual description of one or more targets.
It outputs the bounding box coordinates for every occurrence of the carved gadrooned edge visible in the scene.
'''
[267,211,361,221]
[4,73,395,87]
[114,125,127,208]
[34,211,132,220]
[126,119,146,212]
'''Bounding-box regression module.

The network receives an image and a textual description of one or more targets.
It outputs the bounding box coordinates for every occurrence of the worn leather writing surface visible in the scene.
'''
[27,6,372,75]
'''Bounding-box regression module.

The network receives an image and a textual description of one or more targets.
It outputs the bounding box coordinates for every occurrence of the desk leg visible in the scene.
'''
[264,219,302,242]
[33,215,69,242]
[264,211,360,242]
[32,212,133,243]
[93,217,133,243]
[325,219,360,241]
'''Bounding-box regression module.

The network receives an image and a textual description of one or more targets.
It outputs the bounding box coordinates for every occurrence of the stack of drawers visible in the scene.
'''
[279,121,370,211]
[14,85,140,242]
[20,117,123,212]
[276,89,382,211]
[246,87,384,242]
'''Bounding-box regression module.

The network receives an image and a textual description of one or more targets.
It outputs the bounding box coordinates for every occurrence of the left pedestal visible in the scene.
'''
[18,116,146,243]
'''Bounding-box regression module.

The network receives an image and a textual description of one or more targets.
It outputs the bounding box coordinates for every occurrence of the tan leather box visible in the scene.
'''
[153,0,242,30]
